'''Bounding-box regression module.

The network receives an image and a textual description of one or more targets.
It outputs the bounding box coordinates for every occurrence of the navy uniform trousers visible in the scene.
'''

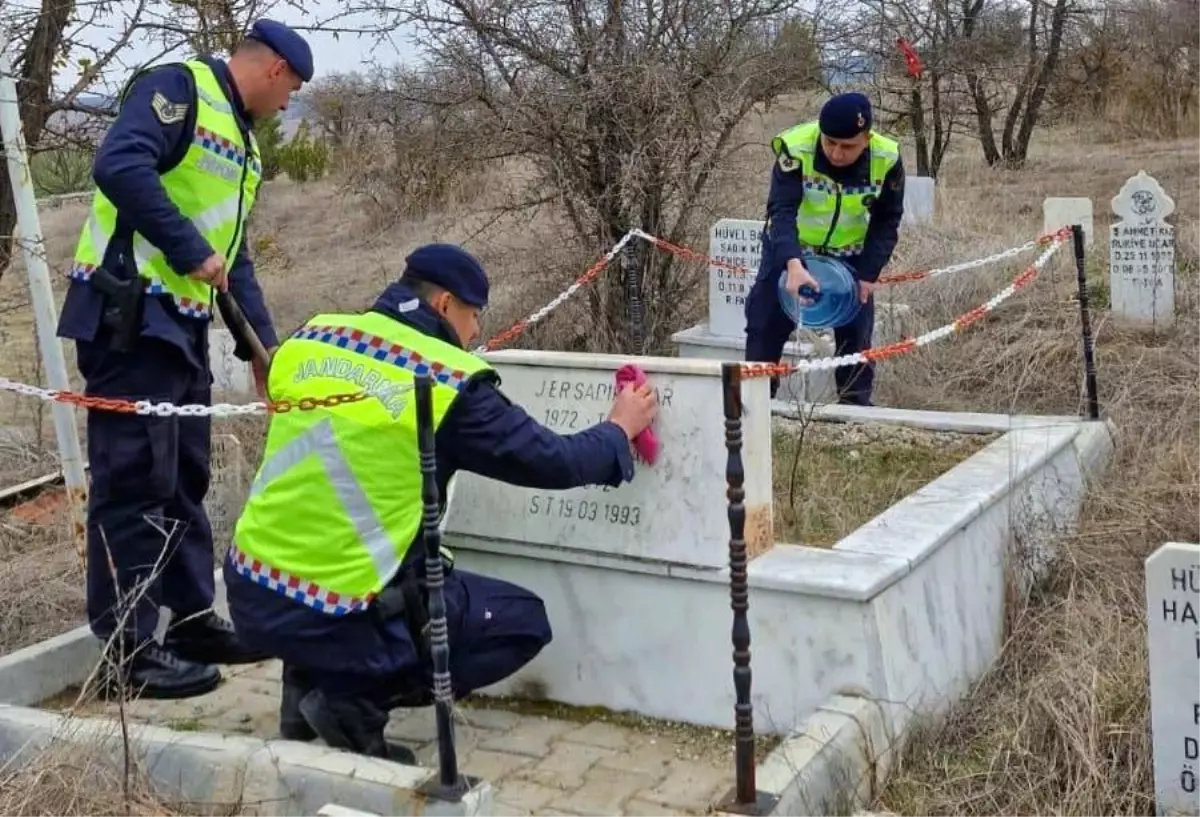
[743,249,877,406]
[226,558,553,709]
[315,571,550,707]
[78,332,216,644]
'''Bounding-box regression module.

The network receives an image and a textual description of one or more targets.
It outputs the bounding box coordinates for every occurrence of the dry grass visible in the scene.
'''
[772,419,996,547]
[0,734,184,816]
[0,93,1196,814]
[0,512,83,655]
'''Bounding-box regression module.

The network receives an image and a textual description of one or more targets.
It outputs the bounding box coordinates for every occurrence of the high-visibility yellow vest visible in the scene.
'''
[70,59,262,320]
[770,121,900,258]
[229,310,496,615]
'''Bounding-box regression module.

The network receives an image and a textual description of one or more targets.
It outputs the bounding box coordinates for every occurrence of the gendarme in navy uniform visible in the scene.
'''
[56,19,313,699]
[224,244,660,762]
[743,92,906,405]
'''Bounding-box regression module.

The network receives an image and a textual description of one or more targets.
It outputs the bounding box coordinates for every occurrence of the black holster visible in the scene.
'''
[372,569,432,664]
[89,265,145,353]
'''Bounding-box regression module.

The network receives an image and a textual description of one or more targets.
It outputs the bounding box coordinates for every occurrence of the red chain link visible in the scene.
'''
[482,250,618,351]
[27,226,1076,414]
[45,389,369,414]
[737,240,1061,380]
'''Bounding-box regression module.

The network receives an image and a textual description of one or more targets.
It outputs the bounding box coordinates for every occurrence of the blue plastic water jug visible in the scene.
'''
[777,255,862,330]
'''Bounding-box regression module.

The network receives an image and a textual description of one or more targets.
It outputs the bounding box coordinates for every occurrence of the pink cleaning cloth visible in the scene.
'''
[615,363,660,465]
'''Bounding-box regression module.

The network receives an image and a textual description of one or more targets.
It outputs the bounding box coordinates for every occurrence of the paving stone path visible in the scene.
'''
[75,660,737,816]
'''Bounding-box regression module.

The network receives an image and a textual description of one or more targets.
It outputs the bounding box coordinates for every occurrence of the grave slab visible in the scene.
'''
[671,324,837,404]
[1145,541,1200,817]
[1043,196,1094,247]
[708,218,762,337]
[902,176,935,225]
[205,433,250,547]
[445,351,774,568]
[1109,171,1176,329]
[209,328,254,394]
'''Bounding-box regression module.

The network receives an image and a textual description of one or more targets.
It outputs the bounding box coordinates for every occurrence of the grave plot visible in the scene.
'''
[443,349,1117,753]
[0,342,1116,817]
[770,418,998,548]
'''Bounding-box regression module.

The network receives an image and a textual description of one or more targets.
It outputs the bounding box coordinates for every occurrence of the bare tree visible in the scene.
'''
[347,0,822,351]
[959,0,1073,167]
[0,0,398,280]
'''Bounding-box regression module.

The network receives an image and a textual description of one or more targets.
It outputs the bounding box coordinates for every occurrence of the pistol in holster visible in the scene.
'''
[89,265,145,353]
[370,553,455,665]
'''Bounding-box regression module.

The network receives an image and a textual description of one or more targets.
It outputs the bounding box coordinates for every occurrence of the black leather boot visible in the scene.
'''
[298,688,418,765]
[100,641,221,700]
[164,611,271,665]
[280,663,317,741]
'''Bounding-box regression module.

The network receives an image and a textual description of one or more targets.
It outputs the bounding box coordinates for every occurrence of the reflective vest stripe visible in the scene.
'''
[249,417,397,581]
[227,545,376,614]
[131,194,242,271]
[195,86,233,115]
[293,324,473,391]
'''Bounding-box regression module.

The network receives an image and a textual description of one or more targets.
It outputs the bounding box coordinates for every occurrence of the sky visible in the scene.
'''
[41,0,424,94]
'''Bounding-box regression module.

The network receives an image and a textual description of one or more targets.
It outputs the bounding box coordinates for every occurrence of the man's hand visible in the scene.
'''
[858,280,877,304]
[251,345,276,399]
[608,382,659,441]
[784,258,819,304]
[191,253,228,293]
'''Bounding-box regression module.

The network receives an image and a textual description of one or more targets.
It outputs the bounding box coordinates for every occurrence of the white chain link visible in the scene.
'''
[912,234,1050,280]
[0,232,1066,418]
[472,231,637,353]
[780,236,1067,372]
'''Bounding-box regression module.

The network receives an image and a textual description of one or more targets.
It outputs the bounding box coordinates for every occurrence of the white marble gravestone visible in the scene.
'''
[1146,541,1200,817]
[707,218,761,337]
[209,328,254,394]
[204,434,250,546]
[902,176,935,225]
[1110,172,1176,329]
[1043,196,1094,248]
[444,351,775,568]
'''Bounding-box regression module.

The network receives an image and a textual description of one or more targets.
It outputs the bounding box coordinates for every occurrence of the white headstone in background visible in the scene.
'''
[902,176,935,225]
[1110,171,1176,329]
[205,434,250,546]
[209,328,254,394]
[1145,541,1200,817]
[445,351,774,568]
[1043,197,1094,248]
[708,219,761,337]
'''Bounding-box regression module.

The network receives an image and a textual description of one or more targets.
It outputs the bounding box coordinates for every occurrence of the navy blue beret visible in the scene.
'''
[819,93,872,139]
[405,244,490,308]
[247,19,313,82]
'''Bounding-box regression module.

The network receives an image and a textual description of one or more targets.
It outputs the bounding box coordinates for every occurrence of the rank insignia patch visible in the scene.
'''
[150,92,188,125]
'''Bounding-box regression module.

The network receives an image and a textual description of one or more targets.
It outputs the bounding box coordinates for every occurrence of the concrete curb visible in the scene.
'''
[0,623,99,705]
[0,705,492,816]
[748,693,894,816]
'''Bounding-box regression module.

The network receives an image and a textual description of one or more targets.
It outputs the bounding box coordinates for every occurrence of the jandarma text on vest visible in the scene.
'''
[292,356,414,418]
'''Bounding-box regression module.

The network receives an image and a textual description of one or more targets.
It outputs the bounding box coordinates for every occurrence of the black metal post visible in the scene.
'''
[1071,224,1101,420]
[623,238,646,355]
[414,374,466,797]
[715,363,776,815]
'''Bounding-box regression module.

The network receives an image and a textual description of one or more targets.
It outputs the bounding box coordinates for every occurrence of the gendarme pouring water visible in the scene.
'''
[776,254,863,330]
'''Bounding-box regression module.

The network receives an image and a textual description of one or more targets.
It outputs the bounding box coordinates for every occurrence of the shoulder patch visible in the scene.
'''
[777,153,799,173]
[150,91,188,125]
